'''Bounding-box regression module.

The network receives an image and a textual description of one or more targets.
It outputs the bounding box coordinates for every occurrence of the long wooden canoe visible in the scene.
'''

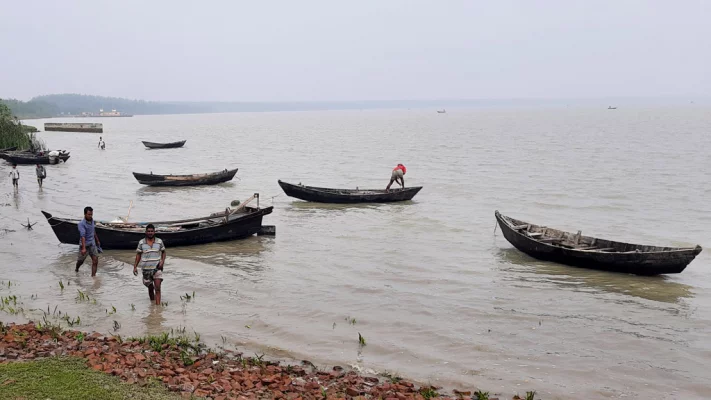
[1,151,70,165]
[278,180,422,203]
[495,210,702,275]
[133,168,238,187]
[42,205,272,250]
[142,140,186,149]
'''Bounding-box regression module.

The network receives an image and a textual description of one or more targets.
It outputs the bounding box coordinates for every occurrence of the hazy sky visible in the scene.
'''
[1,0,709,102]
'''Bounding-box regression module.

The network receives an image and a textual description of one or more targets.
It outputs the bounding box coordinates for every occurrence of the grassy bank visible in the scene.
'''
[0,321,539,400]
[0,357,180,400]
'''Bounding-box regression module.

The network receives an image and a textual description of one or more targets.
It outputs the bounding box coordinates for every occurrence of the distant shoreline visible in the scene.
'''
[6,93,710,121]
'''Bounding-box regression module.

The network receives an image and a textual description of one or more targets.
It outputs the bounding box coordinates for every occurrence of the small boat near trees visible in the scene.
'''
[142,140,186,149]
[278,180,422,203]
[1,150,70,164]
[0,146,17,152]
[495,211,702,275]
[42,194,272,249]
[133,168,238,187]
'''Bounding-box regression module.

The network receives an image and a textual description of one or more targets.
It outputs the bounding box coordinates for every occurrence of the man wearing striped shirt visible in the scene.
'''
[132,224,166,305]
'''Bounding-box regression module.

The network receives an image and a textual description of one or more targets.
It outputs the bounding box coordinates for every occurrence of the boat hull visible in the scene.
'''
[278,180,422,203]
[495,211,701,275]
[41,207,273,250]
[142,140,186,149]
[2,153,70,165]
[132,168,237,186]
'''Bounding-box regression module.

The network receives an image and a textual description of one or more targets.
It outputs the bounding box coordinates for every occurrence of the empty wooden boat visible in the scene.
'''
[42,195,272,249]
[495,210,702,275]
[133,168,238,187]
[278,180,422,203]
[142,140,186,149]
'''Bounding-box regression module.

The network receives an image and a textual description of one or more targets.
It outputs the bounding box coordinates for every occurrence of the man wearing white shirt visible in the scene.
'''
[8,164,19,189]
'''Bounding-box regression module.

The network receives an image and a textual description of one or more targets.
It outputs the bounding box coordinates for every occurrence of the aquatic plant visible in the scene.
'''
[358,332,366,346]
[420,387,438,399]
[474,390,489,400]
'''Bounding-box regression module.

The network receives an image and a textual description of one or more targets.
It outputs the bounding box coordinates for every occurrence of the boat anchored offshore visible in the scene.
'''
[142,140,186,149]
[495,211,701,275]
[132,168,238,187]
[278,180,422,203]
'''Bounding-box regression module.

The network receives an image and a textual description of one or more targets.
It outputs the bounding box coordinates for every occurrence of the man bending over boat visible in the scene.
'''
[133,224,166,305]
[76,206,102,276]
[386,163,406,191]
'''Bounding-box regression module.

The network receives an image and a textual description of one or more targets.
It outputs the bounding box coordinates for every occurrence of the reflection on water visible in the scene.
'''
[495,248,694,304]
[142,305,168,334]
[136,181,239,197]
[13,190,20,210]
[47,238,271,282]
[282,199,417,220]
[169,237,270,271]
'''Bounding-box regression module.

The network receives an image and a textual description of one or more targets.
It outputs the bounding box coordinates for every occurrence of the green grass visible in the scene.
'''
[419,386,439,399]
[474,389,490,400]
[0,357,181,400]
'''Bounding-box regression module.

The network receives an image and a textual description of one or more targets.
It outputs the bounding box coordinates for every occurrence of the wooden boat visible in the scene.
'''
[0,146,17,152]
[495,211,702,275]
[278,180,422,203]
[142,140,186,149]
[1,151,70,165]
[41,196,273,250]
[133,168,238,187]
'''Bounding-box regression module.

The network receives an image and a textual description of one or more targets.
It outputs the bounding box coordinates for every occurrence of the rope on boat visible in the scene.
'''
[493,220,497,235]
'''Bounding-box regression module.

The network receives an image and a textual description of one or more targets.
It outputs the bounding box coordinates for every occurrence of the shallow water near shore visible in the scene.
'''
[2,107,711,399]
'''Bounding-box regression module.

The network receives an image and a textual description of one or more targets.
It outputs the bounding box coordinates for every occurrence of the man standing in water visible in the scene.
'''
[98,137,105,150]
[386,163,406,191]
[35,164,46,188]
[133,224,166,305]
[8,164,19,189]
[76,206,102,276]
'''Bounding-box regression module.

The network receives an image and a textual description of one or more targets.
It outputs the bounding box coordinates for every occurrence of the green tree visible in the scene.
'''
[0,103,44,151]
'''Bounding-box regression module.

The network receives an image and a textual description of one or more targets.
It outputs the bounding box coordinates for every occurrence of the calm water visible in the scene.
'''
[1,108,710,399]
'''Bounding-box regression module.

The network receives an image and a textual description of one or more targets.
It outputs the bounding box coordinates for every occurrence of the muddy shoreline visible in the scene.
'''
[0,321,536,400]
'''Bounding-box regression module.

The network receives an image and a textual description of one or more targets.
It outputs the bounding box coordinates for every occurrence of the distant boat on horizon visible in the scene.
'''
[608,106,617,110]
[437,109,446,113]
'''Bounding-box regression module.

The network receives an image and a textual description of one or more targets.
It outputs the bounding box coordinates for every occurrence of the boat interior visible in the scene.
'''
[501,214,684,253]
[55,206,263,233]
[293,182,410,195]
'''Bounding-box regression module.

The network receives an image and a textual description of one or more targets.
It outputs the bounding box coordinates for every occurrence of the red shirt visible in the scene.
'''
[393,164,406,174]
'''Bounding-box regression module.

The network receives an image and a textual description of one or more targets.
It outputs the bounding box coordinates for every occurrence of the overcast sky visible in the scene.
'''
[1,0,709,102]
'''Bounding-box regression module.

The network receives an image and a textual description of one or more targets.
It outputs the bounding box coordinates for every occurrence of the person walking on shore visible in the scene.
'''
[35,164,46,188]
[133,224,166,305]
[76,206,102,277]
[8,164,19,189]
[386,163,406,191]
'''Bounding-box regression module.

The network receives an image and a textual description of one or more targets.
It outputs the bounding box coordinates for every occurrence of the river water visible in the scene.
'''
[1,107,710,399]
